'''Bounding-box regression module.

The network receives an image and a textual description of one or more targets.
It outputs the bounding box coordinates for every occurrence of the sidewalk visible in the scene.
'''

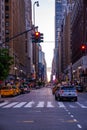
[0,96,4,103]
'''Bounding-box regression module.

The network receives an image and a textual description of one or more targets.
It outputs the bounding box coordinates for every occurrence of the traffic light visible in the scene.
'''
[32,32,44,43]
[35,32,40,43]
[39,33,44,43]
[81,44,86,55]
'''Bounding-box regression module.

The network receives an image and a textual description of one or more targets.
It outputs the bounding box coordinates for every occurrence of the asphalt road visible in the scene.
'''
[0,86,87,130]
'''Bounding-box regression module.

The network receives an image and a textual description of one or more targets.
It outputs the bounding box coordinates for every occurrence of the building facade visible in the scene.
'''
[4,0,31,78]
[0,0,5,47]
[24,0,33,78]
[54,0,63,79]
[71,0,87,88]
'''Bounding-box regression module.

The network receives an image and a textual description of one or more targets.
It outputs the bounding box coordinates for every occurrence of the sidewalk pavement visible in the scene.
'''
[0,99,4,103]
[0,96,4,103]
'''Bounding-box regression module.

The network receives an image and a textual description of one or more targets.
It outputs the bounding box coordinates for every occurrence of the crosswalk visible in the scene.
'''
[0,101,87,109]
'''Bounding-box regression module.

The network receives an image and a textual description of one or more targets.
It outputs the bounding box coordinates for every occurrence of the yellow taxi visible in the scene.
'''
[14,82,21,95]
[1,85,17,97]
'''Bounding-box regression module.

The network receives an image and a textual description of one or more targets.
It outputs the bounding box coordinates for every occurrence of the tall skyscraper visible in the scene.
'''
[54,0,66,79]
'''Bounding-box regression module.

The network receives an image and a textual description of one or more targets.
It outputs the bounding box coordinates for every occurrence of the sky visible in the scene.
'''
[32,0,55,68]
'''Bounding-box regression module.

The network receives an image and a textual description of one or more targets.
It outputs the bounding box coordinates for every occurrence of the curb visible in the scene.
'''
[0,99,4,103]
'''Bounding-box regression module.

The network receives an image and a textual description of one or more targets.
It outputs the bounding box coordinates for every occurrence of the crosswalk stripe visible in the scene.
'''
[47,101,54,107]
[3,102,18,108]
[36,101,44,107]
[0,101,87,109]
[0,101,9,107]
[24,101,35,108]
[58,102,66,108]
[76,102,87,108]
[69,105,77,108]
[13,102,27,108]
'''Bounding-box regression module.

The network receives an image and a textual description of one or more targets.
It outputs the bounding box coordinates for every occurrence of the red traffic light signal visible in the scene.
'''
[81,44,86,55]
[35,32,40,37]
[81,45,86,50]
[32,32,44,43]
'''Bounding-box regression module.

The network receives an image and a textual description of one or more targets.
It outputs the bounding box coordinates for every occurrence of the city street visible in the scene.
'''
[0,86,87,130]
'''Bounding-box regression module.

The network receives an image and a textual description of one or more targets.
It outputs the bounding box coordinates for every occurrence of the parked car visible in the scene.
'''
[55,85,78,101]
[76,85,83,92]
[12,85,21,95]
[19,85,25,94]
[23,84,30,93]
[1,86,17,97]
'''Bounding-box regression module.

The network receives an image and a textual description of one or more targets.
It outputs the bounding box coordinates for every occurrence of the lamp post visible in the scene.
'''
[14,67,17,80]
[33,1,39,26]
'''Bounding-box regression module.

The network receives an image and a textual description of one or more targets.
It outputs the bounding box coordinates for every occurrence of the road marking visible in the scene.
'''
[77,124,82,129]
[13,102,27,108]
[36,101,44,107]
[1,101,87,109]
[69,105,77,108]
[3,102,18,108]
[0,101,9,107]
[47,101,54,107]
[58,102,66,108]
[76,102,87,108]
[71,115,74,118]
[73,119,77,122]
[24,101,35,108]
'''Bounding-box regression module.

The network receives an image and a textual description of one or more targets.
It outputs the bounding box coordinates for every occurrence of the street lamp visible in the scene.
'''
[33,1,39,26]
[14,67,17,79]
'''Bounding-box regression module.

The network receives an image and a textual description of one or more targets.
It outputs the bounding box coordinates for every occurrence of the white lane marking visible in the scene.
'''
[71,115,74,118]
[69,105,77,108]
[77,124,82,129]
[24,101,35,108]
[13,102,27,108]
[3,102,18,108]
[68,112,71,115]
[0,101,9,107]
[76,102,87,108]
[58,102,66,108]
[36,101,44,107]
[47,101,54,108]
[73,119,77,122]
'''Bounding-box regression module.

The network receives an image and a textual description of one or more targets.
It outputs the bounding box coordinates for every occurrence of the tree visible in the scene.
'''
[0,48,13,80]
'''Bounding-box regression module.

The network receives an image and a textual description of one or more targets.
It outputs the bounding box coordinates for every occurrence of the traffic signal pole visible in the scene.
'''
[1,28,35,45]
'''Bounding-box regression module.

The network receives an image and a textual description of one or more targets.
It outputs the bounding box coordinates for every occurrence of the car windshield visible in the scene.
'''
[61,86,76,90]
[1,87,12,89]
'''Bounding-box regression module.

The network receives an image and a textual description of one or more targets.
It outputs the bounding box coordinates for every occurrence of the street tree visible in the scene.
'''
[0,48,13,80]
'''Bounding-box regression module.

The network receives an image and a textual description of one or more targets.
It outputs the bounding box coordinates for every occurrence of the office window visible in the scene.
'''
[5,0,9,2]
[5,22,9,27]
[5,14,9,18]
[5,6,9,11]
[2,22,4,27]
[5,37,9,42]
[5,29,9,34]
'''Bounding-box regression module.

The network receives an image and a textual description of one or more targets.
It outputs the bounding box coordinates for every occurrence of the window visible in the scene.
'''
[5,29,9,34]
[5,6,9,11]
[2,22,4,27]
[5,14,9,18]
[5,37,9,42]
[5,22,9,27]
[5,0,9,2]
